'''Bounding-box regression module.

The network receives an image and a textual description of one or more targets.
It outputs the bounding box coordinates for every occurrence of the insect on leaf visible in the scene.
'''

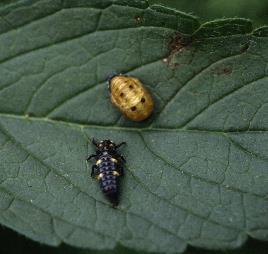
[0,0,267,253]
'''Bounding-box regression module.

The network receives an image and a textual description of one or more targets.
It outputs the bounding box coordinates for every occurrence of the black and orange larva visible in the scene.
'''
[87,139,126,206]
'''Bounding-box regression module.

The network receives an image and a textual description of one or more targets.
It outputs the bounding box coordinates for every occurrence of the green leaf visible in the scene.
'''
[0,0,267,253]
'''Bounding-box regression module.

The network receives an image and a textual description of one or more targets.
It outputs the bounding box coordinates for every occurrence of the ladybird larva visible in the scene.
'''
[87,139,126,206]
[108,74,154,121]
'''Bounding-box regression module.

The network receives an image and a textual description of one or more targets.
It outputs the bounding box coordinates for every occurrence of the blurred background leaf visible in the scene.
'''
[1,226,268,254]
[149,0,268,27]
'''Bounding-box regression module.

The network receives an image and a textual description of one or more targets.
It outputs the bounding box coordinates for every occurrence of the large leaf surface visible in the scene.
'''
[0,0,267,253]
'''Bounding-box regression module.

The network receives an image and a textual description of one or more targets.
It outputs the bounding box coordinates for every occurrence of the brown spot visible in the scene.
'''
[223,67,232,74]
[240,43,250,53]
[131,106,136,111]
[215,66,233,75]
[163,32,193,68]
[129,85,133,89]
[173,63,180,68]
[141,98,145,103]
[120,93,124,97]
[134,16,143,24]
[168,33,192,53]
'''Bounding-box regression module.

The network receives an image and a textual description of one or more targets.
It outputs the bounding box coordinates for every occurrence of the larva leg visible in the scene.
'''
[91,165,99,178]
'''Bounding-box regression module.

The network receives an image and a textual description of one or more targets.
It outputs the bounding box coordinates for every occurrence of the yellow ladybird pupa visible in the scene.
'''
[109,74,154,121]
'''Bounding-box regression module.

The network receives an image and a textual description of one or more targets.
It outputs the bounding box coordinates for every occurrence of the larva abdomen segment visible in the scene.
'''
[97,156,120,205]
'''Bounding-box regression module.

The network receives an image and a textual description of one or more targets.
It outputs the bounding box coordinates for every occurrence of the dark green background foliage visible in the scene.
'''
[1,226,268,254]
[149,0,268,27]
[0,0,268,254]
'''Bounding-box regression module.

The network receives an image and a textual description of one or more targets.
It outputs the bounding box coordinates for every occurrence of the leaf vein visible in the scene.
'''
[0,122,186,244]
[140,133,265,198]
[183,75,268,128]
[153,51,251,124]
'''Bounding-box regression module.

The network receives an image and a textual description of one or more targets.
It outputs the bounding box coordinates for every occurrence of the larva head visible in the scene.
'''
[93,139,116,152]
[92,139,126,152]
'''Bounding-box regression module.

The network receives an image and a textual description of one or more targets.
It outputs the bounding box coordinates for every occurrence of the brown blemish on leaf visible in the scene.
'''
[222,67,232,75]
[215,66,233,75]
[168,33,191,53]
[163,32,193,69]
[171,63,180,69]
[240,43,250,53]
[134,16,143,24]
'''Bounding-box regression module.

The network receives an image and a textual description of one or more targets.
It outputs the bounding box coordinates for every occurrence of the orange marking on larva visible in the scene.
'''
[96,173,104,180]
[112,171,120,176]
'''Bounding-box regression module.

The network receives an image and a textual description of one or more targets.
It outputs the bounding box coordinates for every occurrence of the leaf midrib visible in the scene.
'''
[0,112,267,133]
